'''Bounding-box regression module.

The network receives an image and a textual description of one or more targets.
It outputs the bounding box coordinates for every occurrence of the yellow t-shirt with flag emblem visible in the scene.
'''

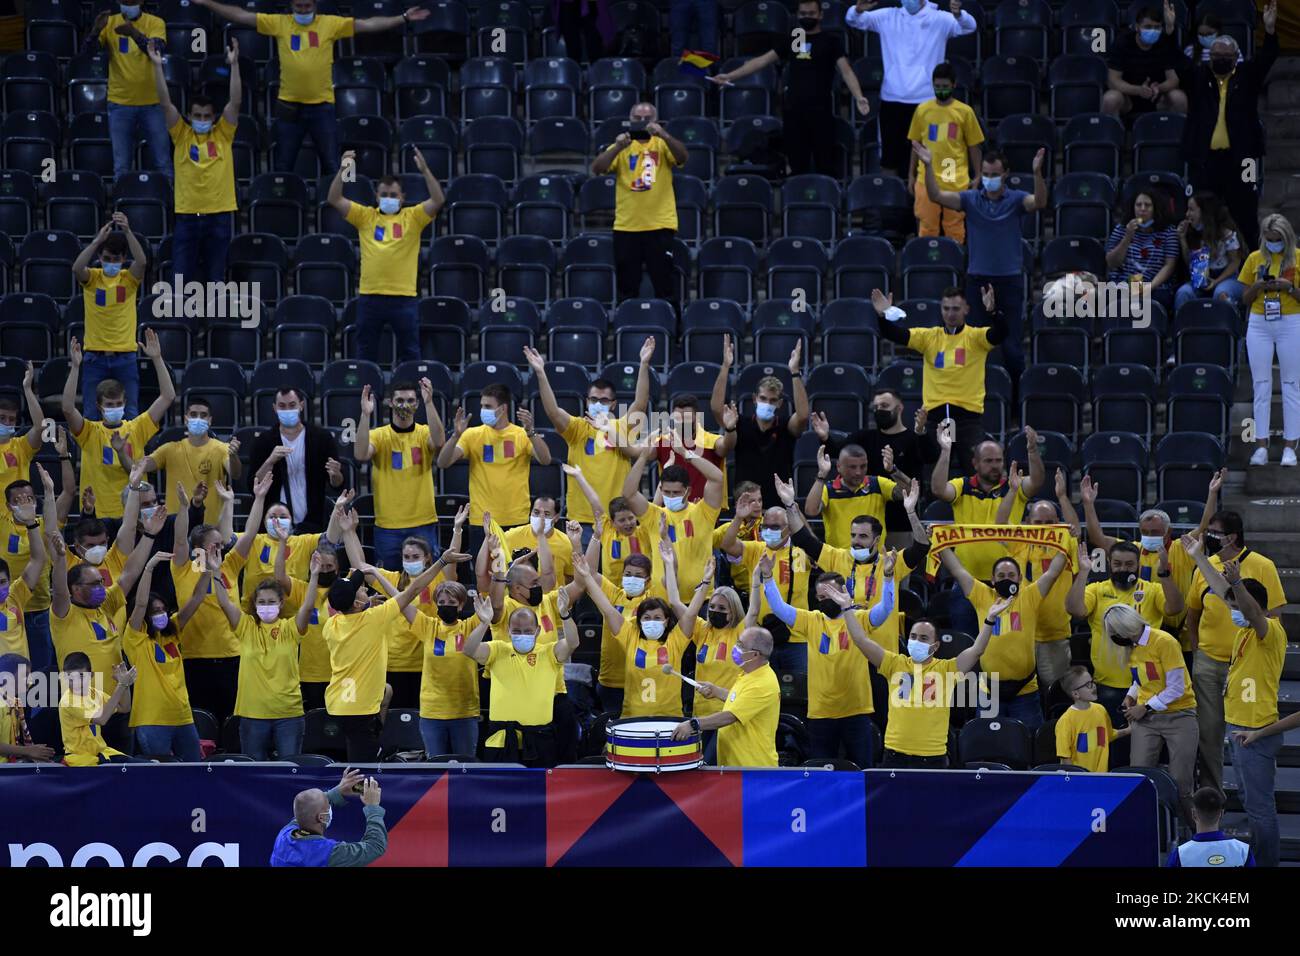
[968,580,1040,696]
[122,620,193,728]
[369,424,439,530]
[171,550,247,659]
[242,532,320,608]
[611,136,679,232]
[457,423,534,526]
[1008,540,1072,643]
[559,416,633,524]
[1128,628,1195,712]
[819,475,896,549]
[947,478,1029,579]
[1188,549,1286,662]
[907,97,984,190]
[731,540,812,642]
[0,515,51,613]
[150,437,232,526]
[256,13,355,104]
[600,520,652,583]
[100,13,166,106]
[878,651,960,757]
[284,577,333,683]
[59,687,124,766]
[73,414,158,519]
[594,574,665,691]
[503,525,574,585]
[0,578,32,658]
[484,639,564,728]
[233,612,305,719]
[52,584,127,694]
[1081,579,1167,689]
[419,616,480,721]
[345,203,433,297]
[790,607,877,720]
[170,116,237,214]
[718,664,780,767]
[615,622,691,718]
[907,325,995,414]
[1225,618,1287,729]
[495,592,567,694]
[1134,540,1195,630]
[375,567,452,672]
[81,267,141,353]
[690,620,743,717]
[324,598,399,716]
[642,500,721,598]
[0,438,37,498]
[1055,702,1116,772]
[816,545,914,644]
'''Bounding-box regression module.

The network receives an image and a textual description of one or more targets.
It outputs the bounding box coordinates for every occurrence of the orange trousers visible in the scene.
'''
[913,186,967,244]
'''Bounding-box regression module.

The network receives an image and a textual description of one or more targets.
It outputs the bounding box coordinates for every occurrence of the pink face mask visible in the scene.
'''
[256,605,281,623]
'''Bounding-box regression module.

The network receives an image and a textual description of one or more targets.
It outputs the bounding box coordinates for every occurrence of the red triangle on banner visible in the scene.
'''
[654,772,744,866]
[371,773,450,866]
[546,769,633,867]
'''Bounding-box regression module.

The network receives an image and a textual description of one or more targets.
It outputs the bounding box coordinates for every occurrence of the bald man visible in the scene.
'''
[270,768,388,867]
[673,626,780,767]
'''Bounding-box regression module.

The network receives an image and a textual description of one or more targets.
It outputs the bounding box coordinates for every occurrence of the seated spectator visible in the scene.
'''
[0,654,55,763]
[1104,190,1179,312]
[1175,192,1246,313]
[1103,5,1187,118]
[59,654,141,765]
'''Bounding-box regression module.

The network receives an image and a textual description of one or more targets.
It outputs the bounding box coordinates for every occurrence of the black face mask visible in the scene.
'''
[993,579,1019,599]
[526,584,544,607]
[437,605,460,624]
[1109,633,1135,647]
[1211,58,1234,76]
[873,407,898,430]
[798,16,819,29]
[1110,571,1137,590]
[934,87,953,101]
[317,571,337,587]
[707,610,730,629]
[817,599,842,618]
[1204,535,1224,557]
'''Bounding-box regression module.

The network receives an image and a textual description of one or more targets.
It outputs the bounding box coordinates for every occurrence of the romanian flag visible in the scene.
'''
[289,31,320,51]
[679,49,718,77]
[697,644,709,663]
[933,347,966,369]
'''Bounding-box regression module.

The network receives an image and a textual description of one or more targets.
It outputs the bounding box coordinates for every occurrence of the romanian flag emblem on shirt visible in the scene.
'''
[309,608,319,625]
[483,444,494,463]
[290,31,320,51]
[189,141,218,163]
[634,647,647,669]
[679,49,718,77]
[102,446,115,465]
[433,637,446,657]
[0,615,7,632]
[657,645,669,666]
[927,122,960,142]
[818,633,831,655]
[610,539,621,559]
[934,348,966,369]
[584,437,596,455]
[502,440,515,459]
[697,644,709,663]
[94,286,127,307]
[1139,565,1153,581]
[6,534,18,552]
[92,622,108,642]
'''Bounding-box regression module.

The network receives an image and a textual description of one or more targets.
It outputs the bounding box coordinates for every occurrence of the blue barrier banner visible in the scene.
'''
[0,766,1158,867]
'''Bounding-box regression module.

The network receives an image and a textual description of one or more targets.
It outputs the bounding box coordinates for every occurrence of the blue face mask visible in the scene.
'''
[731,645,746,666]
[587,401,609,418]
[0,425,14,441]
[1230,609,1248,628]
[902,0,924,13]
[983,175,1003,193]
[640,619,666,640]
[120,4,141,19]
[480,407,498,427]
[402,560,426,577]
[277,409,300,428]
[378,196,401,215]
[1140,535,1163,551]
[850,545,875,562]
[511,632,537,653]
[1137,218,1154,229]
[761,528,784,548]
[102,262,122,277]
[192,119,213,134]
[1266,240,1286,255]
[1198,33,1217,48]
[102,406,126,425]
[622,575,646,597]
[755,401,778,422]
[294,12,315,25]
[663,495,686,512]
[907,638,932,663]
[1139,28,1161,45]
[187,417,210,437]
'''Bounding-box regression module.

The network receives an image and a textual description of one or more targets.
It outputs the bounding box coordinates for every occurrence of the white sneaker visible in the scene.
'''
[1249,447,1269,466]
[1283,447,1298,467]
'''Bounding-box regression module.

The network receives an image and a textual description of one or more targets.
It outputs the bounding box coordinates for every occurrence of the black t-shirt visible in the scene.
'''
[778,30,845,112]
[1107,30,1180,87]
[826,425,933,532]
[733,414,797,505]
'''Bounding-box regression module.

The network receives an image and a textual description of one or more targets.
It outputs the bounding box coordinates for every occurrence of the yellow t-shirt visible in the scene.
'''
[59,687,124,766]
[818,475,896,550]
[323,598,399,716]
[791,607,877,719]
[100,13,166,106]
[947,478,1030,579]
[816,544,915,644]
[233,612,304,719]
[418,616,480,721]
[374,567,450,672]
[907,97,984,190]
[732,540,812,642]
[968,580,1040,696]
[599,521,652,583]
[642,499,722,598]
[150,438,232,526]
[503,525,575,585]
[690,620,744,717]
[256,13,355,104]
[1238,248,1300,316]
[496,592,567,694]
[907,325,996,414]
[170,116,237,214]
[81,267,141,353]
[1134,541,1195,637]
[171,550,247,659]
[1128,628,1195,712]
[1009,540,1072,644]
[0,578,32,659]
[1080,579,1167,689]
[242,532,320,608]
[717,664,780,767]
[615,622,691,718]
[74,413,158,520]
[483,639,563,727]
[369,423,439,528]
[1188,549,1286,662]
[345,203,433,297]
[878,651,960,757]
[284,577,332,683]
[1225,618,1287,729]
[0,439,38,502]
[594,574,665,691]
[611,136,679,232]
[457,424,534,526]
[122,620,193,728]
[0,514,50,613]
[558,416,633,524]
[1054,702,1116,772]
[51,584,126,694]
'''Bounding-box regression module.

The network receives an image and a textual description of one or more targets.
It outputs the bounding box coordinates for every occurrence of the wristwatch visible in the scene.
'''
[689,718,701,733]
[1156,569,1170,578]
[984,618,998,627]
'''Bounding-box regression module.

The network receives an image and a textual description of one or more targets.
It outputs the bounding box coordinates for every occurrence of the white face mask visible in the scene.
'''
[530,515,554,536]
[1139,535,1163,551]
[1230,609,1248,628]
[622,575,647,597]
[265,516,292,538]
[82,545,108,566]
[640,619,666,640]
[320,806,333,829]
[663,495,686,512]
[907,638,932,663]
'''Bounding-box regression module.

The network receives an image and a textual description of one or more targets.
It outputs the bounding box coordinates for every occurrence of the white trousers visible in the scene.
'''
[1246,314,1300,442]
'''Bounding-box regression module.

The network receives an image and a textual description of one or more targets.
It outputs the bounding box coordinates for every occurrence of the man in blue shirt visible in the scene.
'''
[1167,786,1255,867]
[271,767,388,866]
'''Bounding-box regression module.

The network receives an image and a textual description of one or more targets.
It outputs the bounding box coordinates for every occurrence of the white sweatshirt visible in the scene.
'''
[845,1,978,104]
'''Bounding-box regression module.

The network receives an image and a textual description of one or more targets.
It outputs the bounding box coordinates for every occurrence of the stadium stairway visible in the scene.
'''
[1262,57,1300,228]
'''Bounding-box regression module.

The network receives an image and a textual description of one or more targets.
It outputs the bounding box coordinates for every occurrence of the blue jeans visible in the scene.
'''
[373,522,441,572]
[81,351,140,420]
[273,101,340,176]
[981,689,1044,732]
[1228,722,1281,867]
[966,272,1026,393]
[669,0,718,56]
[770,642,807,677]
[134,723,202,761]
[419,716,479,757]
[24,609,54,676]
[172,212,234,286]
[597,683,624,716]
[355,294,420,365]
[239,716,306,760]
[808,713,875,768]
[107,102,172,180]
[1174,278,1247,314]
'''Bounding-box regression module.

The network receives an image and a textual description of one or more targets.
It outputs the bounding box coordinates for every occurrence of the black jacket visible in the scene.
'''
[1182,30,1277,164]
[248,424,342,532]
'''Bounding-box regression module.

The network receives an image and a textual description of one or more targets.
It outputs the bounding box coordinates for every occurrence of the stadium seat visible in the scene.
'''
[752,299,813,366]
[832,235,895,299]
[561,234,617,308]
[994,113,1057,180]
[270,296,336,370]
[248,173,310,243]
[430,234,491,306]
[781,175,841,244]
[400,115,458,181]
[0,169,37,239]
[1048,54,1108,121]
[711,175,773,248]
[1173,298,1240,374]
[900,236,965,301]
[1059,0,1118,56]
[2,51,58,114]
[682,299,745,364]
[394,54,450,121]
[766,237,827,306]
[1155,432,1223,503]
[464,115,525,182]
[526,118,590,175]
[446,173,509,244]
[460,360,524,409]
[1091,363,1157,445]
[181,357,247,428]
[512,174,575,244]
[980,55,1038,122]
[41,170,105,242]
[1166,363,1233,441]
[847,175,912,244]
[1132,111,1187,176]
[293,234,357,306]
[698,237,759,311]
[820,299,881,369]
[1081,431,1148,513]
[1040,235,1107,278]
[806,363,873,431]
[666,117,719,184]
[1020,363,1086,444]
[958,717,1033,770]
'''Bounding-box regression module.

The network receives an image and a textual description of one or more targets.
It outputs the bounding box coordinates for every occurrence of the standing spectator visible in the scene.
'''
[1104,190,1179,313]
[250,387,345,534]
[844,0,977,177]
[804,443,906,551]
[553,0,614,63]
[0,486,49,667]
[142,397,242,527]
[668,0,714,59]
[194,0,428,175]
[0,365,44,493]
[147,38,240,287]
[328,149,445,365]
[1239,214,1299,467]
[906,62,983,243]
[654,396,727,503]
[1183,0,1277,249]
[71,214,149,420]
[1168,788,1254,867]
[710,0,871,177]
[0,654,55,763]
[1174,192,1246,313]
[1055,665,1129,772]
[1102,4,1187,119]
[710,338,808,507]
[915,144,1046,391]
[89,2,170,179]
[271,768,388,867]
[591,103,688,306]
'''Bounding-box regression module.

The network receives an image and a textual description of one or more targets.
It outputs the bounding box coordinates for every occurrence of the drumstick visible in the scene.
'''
[661,663,702,689]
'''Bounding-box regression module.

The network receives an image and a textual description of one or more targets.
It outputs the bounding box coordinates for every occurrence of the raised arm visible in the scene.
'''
[553,587,580,663]
[129,551,172,631]
[620,445,654,516]
[61,337,87,438]
[521,409,549,464]
[234,472,273,558]
[147,40,181,127]
[937,546,976,596]
[787,342,809,435]
[355,6,428,33]
[1077,475,1116,550]
[561,464,602,529]
[956,602,1009,674]
[931,420,958,502]
[329,151,357,220]
[524,347,571,433]
[1054,468,1081,536]
[436,405,467,468]
[141,327,176,424]
[210,552,242,630]
[1021,426,1044,497]
[840,588,886,668]
[1197,468,1225,537]
[117,507,168,596]
[462,596,495,665]
[759,554,798,627]
[297,553,323,636]
[1036,551,1069,598]
[1064,539,1091,618]
[912,142,963,210]
[409,144,445,218]
[628,336,656,418]
[535,519,556,593]
[1025,148,1047,211]
[192,0,257,26]
[221,39,241,126]
[710,49,779,85]
[72,222,112,288]
[720,494,760,559]
[169,483,191,568]
[573,553,624,633]
[804,443,831,518]
[710,337,734,426]
[1157,544,1184,616]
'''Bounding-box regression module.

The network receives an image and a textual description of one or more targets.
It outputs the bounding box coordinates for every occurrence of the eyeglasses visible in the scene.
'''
[391,399,418,408]
[1071,680,1096,693]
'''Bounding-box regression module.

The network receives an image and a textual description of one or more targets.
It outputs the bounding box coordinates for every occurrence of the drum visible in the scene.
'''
[604,718,703,773]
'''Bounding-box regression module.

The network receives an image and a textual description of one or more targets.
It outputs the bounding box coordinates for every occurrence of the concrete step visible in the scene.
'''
[1262,172,1300,205]
[1268,80,1300,110]
[1235,532,1300,568]
[1285,568,1300,604]
[1245,467,1300,496]
[1236,498,1300,533]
